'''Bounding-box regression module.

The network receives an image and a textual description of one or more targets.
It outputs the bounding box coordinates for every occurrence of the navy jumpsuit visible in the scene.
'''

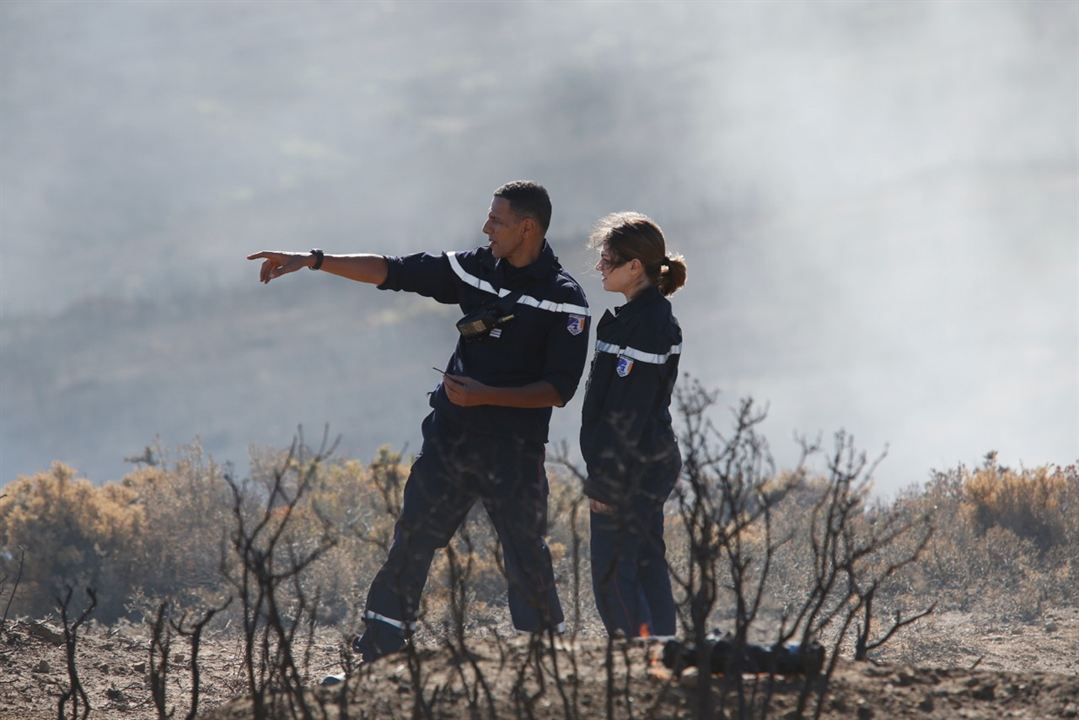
[580,285,682,638]
[356,241,590,661]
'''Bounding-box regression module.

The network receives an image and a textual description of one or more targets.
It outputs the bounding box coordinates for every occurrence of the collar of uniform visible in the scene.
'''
[492,239,559,285]
[613,284,663,318]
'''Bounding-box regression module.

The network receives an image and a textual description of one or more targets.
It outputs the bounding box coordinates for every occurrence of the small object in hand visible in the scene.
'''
[434,368,464,385]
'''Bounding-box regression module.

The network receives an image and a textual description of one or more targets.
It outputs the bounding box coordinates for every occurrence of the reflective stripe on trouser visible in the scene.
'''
[356,412,564,662]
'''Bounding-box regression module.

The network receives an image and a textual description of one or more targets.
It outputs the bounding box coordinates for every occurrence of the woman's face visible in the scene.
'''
[595,244,642,295]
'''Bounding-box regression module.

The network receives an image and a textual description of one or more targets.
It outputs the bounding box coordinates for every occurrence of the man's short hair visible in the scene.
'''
[494,181,552,233]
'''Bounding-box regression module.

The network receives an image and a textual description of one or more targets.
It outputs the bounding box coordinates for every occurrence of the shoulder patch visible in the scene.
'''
[566,314,587,336]
[615,355,634,377]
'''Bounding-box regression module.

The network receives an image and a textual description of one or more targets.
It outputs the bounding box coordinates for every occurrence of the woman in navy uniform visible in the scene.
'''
[580,212,686,638]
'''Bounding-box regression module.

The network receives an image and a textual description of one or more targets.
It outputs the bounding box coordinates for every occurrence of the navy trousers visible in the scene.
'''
[589,463,678,638]
[356,412,564,662]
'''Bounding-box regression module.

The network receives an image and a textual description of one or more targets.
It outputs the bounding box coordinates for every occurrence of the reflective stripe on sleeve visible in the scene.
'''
[595,340,682,365]
[446,251,590,316]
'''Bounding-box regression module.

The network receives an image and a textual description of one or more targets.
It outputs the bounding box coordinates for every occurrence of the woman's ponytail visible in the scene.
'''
[658,254,687,296]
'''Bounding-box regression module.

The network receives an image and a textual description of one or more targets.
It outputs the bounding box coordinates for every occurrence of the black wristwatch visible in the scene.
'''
[309,248,324,271]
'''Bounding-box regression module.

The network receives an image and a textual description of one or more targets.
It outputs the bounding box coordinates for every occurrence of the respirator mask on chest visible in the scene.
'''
[456,291,521,340]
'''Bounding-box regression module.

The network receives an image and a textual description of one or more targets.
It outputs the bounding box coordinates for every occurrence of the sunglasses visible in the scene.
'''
[598,253,628,270]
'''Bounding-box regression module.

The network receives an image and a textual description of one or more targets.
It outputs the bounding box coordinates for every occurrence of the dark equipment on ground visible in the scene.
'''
[662,630,825,677]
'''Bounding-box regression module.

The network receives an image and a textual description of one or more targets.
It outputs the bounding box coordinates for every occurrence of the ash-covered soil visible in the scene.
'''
[2,608,1077,719]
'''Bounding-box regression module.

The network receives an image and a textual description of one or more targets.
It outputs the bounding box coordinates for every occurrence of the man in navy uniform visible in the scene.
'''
[248,181,589,673]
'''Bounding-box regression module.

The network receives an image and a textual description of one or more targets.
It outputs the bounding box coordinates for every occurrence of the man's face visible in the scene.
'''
[482,197,528,261]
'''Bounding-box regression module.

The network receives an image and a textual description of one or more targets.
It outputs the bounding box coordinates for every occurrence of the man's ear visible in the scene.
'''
[522,216,540,239]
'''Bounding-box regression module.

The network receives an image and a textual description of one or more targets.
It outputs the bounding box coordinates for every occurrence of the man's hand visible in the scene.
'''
[443,373,491,407]
[247,251,312,284]
[441,377,564,409]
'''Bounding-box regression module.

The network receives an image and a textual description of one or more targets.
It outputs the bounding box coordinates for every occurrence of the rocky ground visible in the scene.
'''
[2,607,1077,719]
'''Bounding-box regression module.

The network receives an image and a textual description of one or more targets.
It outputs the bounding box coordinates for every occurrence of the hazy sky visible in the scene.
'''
[2,0,1076,494]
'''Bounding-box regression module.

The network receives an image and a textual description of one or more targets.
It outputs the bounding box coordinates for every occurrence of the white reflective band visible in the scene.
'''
[447,251,500,295]
[513,621,568,634]
[364,610,417,632]
[595,340,682,365]
[517,294,590,316]
[446,251,590,317]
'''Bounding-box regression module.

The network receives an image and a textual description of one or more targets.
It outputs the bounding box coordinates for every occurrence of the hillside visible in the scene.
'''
[0,279,460,484]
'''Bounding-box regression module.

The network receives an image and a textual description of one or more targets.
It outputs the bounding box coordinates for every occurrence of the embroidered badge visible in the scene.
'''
[566,314,586,336]
[489,328,503,339]
[616,355,634,377]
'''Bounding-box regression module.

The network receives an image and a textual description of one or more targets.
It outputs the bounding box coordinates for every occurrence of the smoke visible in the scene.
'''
[1,0,1075,492]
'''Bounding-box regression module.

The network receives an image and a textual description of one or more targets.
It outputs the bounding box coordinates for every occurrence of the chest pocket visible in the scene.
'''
[485,301,550,352]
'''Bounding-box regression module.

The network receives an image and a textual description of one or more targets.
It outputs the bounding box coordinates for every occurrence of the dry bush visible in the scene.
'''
[714,454,1079,636]
[0,463,140,622]
[219,435,340,717]
[112,444,234,609]
[661,465,934,655]
[0,439,566,632]
[890,457,1078,620]
[0,444,235,623]
[959,455,1077,553]
[5,433,1074,680]
[255,451,392,624]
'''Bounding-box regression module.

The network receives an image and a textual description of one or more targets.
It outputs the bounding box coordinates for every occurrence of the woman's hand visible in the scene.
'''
[590,499,617,515]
